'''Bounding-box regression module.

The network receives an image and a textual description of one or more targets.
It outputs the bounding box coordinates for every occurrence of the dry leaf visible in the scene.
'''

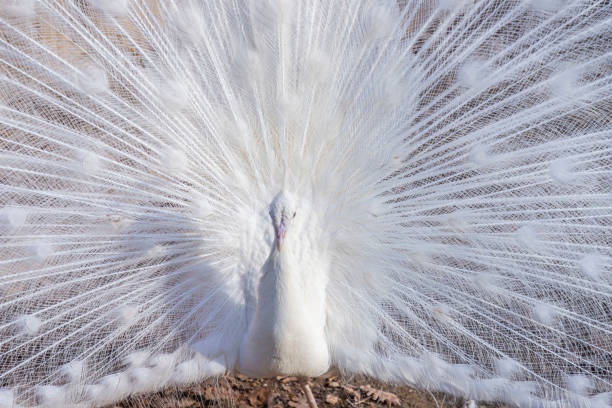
[268,392,281,407]
[341,385,360,400]
[359,385,401,406]
[247,387,269,407]
[288,396,310,408]
[325,394,340,405]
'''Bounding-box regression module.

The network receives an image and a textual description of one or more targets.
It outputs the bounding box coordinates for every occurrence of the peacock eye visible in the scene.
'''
[293,212,296,218]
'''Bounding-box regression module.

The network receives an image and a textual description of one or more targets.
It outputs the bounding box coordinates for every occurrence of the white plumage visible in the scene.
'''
[0,1,611,407]
[239,192,331,378]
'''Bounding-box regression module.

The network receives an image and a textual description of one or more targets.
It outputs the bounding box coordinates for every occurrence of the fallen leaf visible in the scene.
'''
[288,396,310,408]
[247,387,269,407]
[359,385,401,406]
[281,376,299,383]
[341,385,360,399]
[325,394,340,405]
[268,392,280,407]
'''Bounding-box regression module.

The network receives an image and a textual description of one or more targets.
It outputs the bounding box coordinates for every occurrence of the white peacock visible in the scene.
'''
[0,0,610,407]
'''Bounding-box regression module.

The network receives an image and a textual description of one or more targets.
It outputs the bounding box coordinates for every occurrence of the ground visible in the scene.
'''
[106,375,509,408]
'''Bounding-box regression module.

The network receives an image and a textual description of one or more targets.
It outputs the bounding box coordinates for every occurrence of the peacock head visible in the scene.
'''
[269,192,297,252]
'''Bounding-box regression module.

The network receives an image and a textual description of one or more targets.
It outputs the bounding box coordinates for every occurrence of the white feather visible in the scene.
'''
[0,0,35,17]
[0,389,15,408]
[75,65,109,95]
[91,0,128,15]
[0,1,610,407]
[61,360,87,384]
[494,357,521,379]
[1,206,27,230]
[566,374,593,396]
[17,314,41,336]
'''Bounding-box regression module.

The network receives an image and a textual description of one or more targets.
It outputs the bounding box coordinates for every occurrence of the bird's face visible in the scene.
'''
[268,192,297,252]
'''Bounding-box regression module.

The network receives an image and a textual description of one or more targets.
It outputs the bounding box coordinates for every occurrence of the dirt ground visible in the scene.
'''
[106,375,509,408]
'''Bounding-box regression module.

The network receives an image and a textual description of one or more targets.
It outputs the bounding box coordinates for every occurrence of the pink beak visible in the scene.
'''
[275,220,286,251]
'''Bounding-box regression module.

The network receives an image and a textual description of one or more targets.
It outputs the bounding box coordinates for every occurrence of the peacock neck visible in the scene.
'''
[239,242,331,377]
[257,245,308,346]
[266,246,298,306]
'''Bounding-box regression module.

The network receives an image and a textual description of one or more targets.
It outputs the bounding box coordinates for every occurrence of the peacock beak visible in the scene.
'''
[275,219,286,251]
